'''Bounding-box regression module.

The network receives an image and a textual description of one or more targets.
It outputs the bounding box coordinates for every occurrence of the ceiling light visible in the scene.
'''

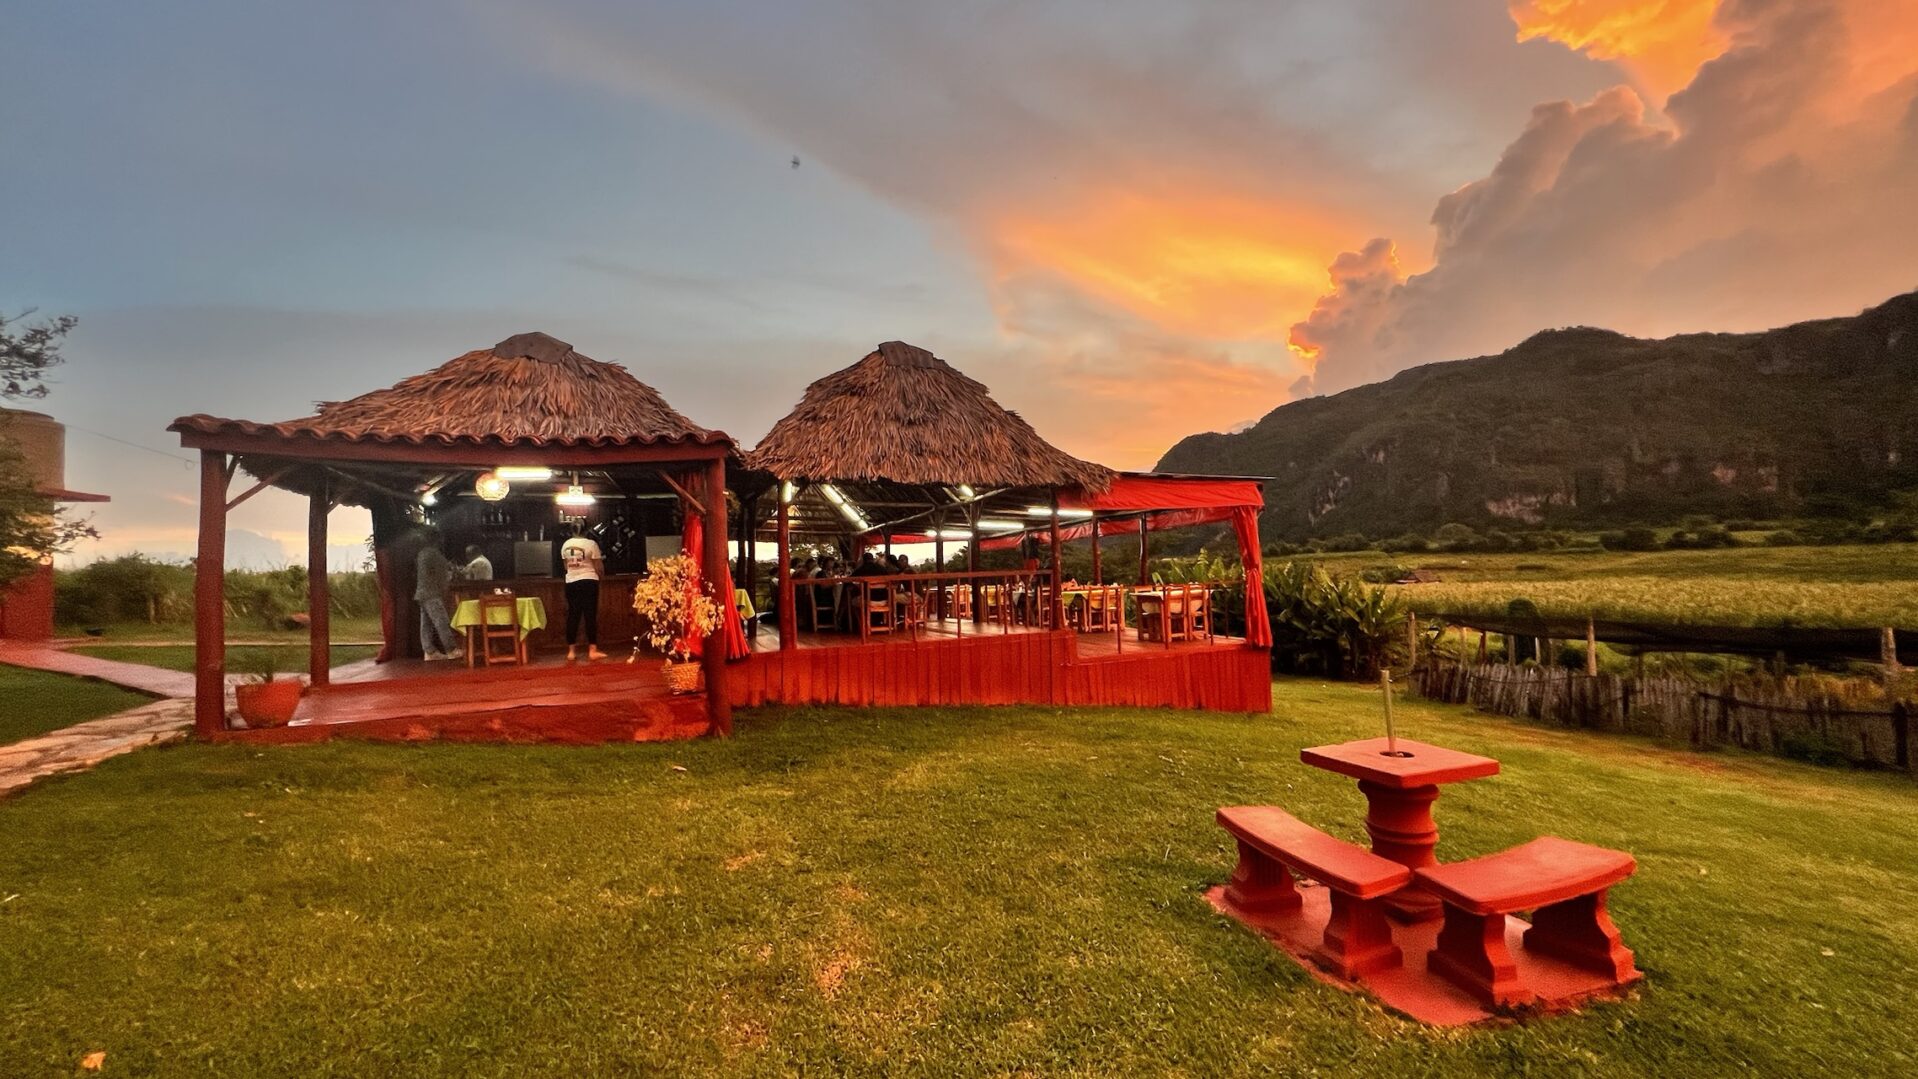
[475,472,510,502]
[555,484,596,508]
[495,466,553,482]
[1025,505,1093,518]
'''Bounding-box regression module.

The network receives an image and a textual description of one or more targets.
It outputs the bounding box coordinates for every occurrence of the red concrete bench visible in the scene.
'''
[1217,805,1414,977]
[1414,836,1640,1008]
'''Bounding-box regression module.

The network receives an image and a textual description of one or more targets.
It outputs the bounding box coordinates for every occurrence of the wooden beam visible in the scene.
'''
[657,468,705,515]
[308,476,331,687]
[195,451,229,735]
[175,429,732,467]
[224,465,296,512]
[702,455,732,735]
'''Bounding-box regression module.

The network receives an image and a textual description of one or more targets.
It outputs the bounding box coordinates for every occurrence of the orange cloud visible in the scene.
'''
[1509,0,1728,98]
[988,190,1356,341]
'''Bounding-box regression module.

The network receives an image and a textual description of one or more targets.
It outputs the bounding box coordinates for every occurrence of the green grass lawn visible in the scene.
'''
[0,667,153,746]
[64,643,380,675]
[1305,544,1918,627]
[2,681,1915,1076]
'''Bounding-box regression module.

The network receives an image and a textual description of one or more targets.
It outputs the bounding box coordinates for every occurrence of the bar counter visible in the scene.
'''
[449,574,641,656]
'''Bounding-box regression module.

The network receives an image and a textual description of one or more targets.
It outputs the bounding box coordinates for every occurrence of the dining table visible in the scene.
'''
[1299,736,1500,922]
[450,596,548,640]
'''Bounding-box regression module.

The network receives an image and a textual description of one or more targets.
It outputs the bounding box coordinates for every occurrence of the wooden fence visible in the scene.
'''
[1413,662,1915,775]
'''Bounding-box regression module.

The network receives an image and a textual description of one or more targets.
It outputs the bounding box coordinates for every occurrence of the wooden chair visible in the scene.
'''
[1081,585,1118,633]
[895,581,926,636]
[864,582,895,638]
[950,583,973,622]
[476,593,525,667]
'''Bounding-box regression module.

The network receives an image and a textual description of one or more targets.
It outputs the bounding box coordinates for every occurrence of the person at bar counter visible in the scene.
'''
[462,544,493,581]
[414,526,461,661]
[560,527,608,662]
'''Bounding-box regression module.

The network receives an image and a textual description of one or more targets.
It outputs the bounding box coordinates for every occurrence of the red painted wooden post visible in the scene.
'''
[702,454,733,735]
[194,450,229,735]
[1048,493,1064,630]
[308,476,330,687]
[1138,516,1149,584]
[1089,512,1101,584]
[777,492,796,650]
[968,501,982,625]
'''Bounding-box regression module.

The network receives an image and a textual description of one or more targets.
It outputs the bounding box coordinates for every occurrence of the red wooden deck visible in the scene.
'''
[211,623,1271,745]
[211,654,711,745]
[732,624,1273,713]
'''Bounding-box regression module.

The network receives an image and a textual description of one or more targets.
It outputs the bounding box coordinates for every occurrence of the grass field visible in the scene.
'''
[65,644,380,675]
[0,667,153,746]
[1307,544,1918,628]
[55,617,384,644]
[2,682,1914,1076]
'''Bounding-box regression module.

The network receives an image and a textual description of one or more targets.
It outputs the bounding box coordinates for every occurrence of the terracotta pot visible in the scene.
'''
[661,660,704,695]
[235,679,303,727]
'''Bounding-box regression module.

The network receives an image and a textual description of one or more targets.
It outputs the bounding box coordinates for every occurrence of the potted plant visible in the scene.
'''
[629,554,724,693]
[233,651,303,728]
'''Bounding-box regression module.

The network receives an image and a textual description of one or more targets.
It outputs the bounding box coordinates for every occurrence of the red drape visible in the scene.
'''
[1232,506,1271,647]
[679,497,751,660]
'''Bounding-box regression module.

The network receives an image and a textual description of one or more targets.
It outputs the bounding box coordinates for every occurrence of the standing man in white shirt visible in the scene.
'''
[559,529,607,661]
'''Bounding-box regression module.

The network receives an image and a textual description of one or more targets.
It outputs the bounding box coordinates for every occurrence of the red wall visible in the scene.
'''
[0,563,55,640]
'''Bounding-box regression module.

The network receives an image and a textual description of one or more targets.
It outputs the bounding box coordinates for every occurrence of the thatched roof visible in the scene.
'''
[172,332,727,449]
[747,341,1112,490]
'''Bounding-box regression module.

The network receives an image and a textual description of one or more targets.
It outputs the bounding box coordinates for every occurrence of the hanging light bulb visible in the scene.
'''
[475,471,511,501]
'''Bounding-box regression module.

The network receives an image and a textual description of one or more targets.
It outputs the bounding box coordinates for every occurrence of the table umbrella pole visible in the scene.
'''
[1381,667,1395,754]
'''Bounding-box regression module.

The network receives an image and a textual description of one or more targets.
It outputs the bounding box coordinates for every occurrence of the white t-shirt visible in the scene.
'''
[559,537,602,583]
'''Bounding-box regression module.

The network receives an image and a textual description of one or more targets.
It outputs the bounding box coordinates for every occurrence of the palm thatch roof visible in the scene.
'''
[171,332,726,449]
[747,341,1112,490]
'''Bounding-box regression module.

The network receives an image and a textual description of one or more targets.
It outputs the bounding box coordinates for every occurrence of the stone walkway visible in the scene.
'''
[0,697,194,798]
[0,640,199,697]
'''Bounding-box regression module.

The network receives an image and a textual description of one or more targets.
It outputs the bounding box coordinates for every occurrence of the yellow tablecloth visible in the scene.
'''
[450,596,547,639]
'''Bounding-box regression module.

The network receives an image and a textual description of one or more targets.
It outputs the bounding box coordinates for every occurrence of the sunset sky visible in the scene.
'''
[5,0,1916,567]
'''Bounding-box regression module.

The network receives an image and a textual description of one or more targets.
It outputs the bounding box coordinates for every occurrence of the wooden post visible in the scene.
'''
[1138,516,1149,584]
[777,492,796,651]
[1585,615,1599,677]
[1882,627,1901,684]
[1476,630,1487,664]
[307,476,331,687]
[1089,513,1102,584]
[741,494,759,600]
[1405,613,1418,669]
[969,501,982,625]
[1048,493,1064,630]
[194,451,229,736]
[702,456,732,735]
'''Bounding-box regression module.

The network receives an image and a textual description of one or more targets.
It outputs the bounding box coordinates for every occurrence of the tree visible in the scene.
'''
[1,309,77,400]
[0,310,96,588]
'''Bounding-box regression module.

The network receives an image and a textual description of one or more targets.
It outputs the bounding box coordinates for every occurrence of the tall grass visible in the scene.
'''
[55,554,381,631]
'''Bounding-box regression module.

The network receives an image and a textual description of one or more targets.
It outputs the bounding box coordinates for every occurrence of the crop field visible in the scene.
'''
[1311,544,1918,628]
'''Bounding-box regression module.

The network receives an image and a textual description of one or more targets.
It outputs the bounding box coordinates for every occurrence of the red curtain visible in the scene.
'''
[1232,506,1271,647]
[678,493,751,660]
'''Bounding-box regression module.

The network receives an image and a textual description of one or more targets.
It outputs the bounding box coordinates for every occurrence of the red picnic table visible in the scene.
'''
[1299,737,1500,922]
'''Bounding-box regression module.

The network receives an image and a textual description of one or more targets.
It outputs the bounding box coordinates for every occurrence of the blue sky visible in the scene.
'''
[7,1,1913,566]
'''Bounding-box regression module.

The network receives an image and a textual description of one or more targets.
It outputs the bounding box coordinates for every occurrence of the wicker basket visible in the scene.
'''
[662,660,704,694]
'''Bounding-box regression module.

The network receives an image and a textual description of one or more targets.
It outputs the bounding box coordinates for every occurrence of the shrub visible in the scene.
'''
[1600,527,1661,552]
[1764,529,1803,547]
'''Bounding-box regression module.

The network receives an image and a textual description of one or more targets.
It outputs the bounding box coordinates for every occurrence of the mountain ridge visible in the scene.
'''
[1155,290,1918,541]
